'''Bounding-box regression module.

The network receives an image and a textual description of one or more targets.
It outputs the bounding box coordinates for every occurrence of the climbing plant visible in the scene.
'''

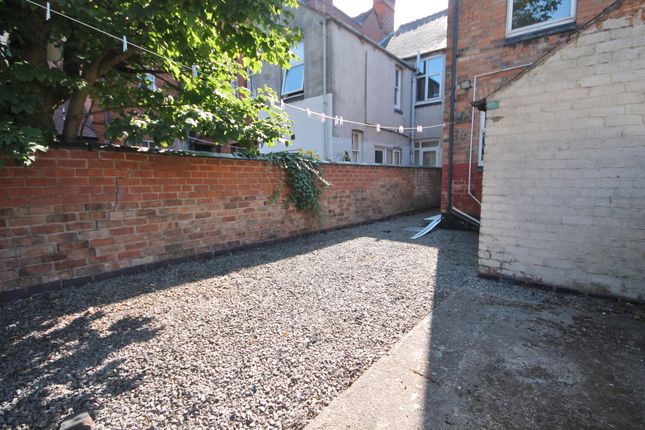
[260,151,330,212]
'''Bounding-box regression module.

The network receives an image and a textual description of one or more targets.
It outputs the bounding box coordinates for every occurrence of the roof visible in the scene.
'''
[382,10,448,59]
[352,9,373,25]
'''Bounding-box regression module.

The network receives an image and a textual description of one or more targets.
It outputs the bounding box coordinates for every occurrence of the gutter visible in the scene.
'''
[302,4,415,71]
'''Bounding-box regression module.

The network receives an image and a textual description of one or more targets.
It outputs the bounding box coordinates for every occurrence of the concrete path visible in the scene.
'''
[307,288,645,429]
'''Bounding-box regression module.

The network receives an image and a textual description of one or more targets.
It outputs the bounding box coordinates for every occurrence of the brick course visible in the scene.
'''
[478,0,645,301]
[0,149,440,298]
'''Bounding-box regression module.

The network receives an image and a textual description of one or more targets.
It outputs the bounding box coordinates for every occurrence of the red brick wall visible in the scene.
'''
[0,149,440,297]
[442,0,615,218]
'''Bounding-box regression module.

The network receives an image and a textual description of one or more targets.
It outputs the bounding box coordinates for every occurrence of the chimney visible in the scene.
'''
[373,0,395,35]
[306,0,334,15]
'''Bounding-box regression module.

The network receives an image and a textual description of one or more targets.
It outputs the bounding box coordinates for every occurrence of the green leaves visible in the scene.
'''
[262,152,331,212]
[0,0,301,164]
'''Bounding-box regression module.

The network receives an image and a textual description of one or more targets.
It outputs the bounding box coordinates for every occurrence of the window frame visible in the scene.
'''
[144,73,157,91]
[282,42,305,97]
[374,147,384,164]
[414,140,442,167]
[478,111,486,167]
[415,54,445,106]
[394,67,402,110]
[506,0,577,37]
[393,149,401,165]
[351,130,363,163]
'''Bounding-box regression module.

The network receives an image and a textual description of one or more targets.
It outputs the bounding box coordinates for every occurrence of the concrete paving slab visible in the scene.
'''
[307,288,645,429]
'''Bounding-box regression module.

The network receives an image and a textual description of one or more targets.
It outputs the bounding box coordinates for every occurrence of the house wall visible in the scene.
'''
[478,0,645,301]
[443,0,615,219]
[328,21,414,165]
[258,6,415,164]
[0,148,441,300]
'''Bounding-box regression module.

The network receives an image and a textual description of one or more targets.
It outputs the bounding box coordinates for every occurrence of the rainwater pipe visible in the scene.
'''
[466,64,533,206]
[322,18,331,161]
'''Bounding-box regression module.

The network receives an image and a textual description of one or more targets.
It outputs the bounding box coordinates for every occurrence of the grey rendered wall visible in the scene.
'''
[328,22,414,164]
[478,4,645,301]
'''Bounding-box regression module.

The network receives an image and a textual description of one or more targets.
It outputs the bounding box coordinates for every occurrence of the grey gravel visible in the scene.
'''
[0,212,608,429]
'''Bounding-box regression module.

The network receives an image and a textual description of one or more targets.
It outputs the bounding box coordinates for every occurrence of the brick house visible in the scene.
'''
[478,0,645,301]
[442,0,615,227]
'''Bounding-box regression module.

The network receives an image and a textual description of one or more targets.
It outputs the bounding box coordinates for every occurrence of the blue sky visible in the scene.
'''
[333,0,448,29]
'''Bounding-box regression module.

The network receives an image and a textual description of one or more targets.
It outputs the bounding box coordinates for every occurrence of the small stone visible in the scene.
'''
[59,412,93,430]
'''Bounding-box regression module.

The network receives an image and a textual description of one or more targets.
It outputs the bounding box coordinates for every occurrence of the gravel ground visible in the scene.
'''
[1,212,637,429]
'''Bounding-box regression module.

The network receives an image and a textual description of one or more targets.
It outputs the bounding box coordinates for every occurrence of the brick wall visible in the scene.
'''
[442,0,615,219]
[0,148,440,298]
[478,0,645,301]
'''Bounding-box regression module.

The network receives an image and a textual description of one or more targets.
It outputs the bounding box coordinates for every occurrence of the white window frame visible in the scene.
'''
[478,111,486,167]
[394,67,402,110]
[145,73,156,91]
[506,0,577,37]
[414,140,442,167]
[374,147,385,164]
[415,54,444,106]
[351,130,362,163]
[393,149,401,165]
[282,42,305,97]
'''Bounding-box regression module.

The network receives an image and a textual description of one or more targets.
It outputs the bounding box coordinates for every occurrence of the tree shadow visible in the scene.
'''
[1,211,442,429]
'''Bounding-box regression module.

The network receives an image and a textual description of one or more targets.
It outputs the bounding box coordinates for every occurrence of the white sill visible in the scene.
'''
[415,98,443,107]
[506,16,575,38]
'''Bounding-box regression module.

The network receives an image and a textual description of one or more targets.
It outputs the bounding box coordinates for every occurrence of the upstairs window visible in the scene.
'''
[282,42,305,97]
[144,73,157,91]
[416,55,444,104]
[507,0,576,36]
[394,67,402,110]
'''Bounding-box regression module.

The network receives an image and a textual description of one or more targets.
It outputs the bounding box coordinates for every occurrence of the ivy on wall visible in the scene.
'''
[260,152,331,212]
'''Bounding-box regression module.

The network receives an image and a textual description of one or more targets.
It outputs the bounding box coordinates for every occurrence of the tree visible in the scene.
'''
[0,0,300,165]
[511,0,566,29]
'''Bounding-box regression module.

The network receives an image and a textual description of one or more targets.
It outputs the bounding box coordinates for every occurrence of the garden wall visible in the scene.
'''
[0,148,440,299]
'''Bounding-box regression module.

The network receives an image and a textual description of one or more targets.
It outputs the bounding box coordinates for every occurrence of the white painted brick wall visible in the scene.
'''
[479,4,645,301]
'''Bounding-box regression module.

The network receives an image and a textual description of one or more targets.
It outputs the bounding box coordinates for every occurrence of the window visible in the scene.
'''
[478,111,486,167]
[507,0,576,36]
[394,67,402,110]
[416,55,444,104]
[393,149,401,165]
[282,42,304,97]
[375,147,402,165]
[414,141,441,167]
[144,73,156,91]
[351,130,362,162]
[375,147,384,164]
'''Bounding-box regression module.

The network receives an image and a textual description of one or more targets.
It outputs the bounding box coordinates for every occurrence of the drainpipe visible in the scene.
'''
[322,18,331,161]
[466,64,533,205]
[446,0,460,212]
[410,68,416,165]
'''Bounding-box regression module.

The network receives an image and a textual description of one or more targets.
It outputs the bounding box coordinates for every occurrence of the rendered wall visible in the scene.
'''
[479,0,645,300]
[0,148,441,299]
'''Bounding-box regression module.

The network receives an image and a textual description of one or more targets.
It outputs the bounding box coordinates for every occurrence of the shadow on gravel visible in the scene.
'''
[0,310,159,428]
[419,230,645,429]
[0,212,440,428]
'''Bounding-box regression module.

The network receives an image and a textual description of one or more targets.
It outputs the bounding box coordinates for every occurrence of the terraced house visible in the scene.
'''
[258,0,419,166]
